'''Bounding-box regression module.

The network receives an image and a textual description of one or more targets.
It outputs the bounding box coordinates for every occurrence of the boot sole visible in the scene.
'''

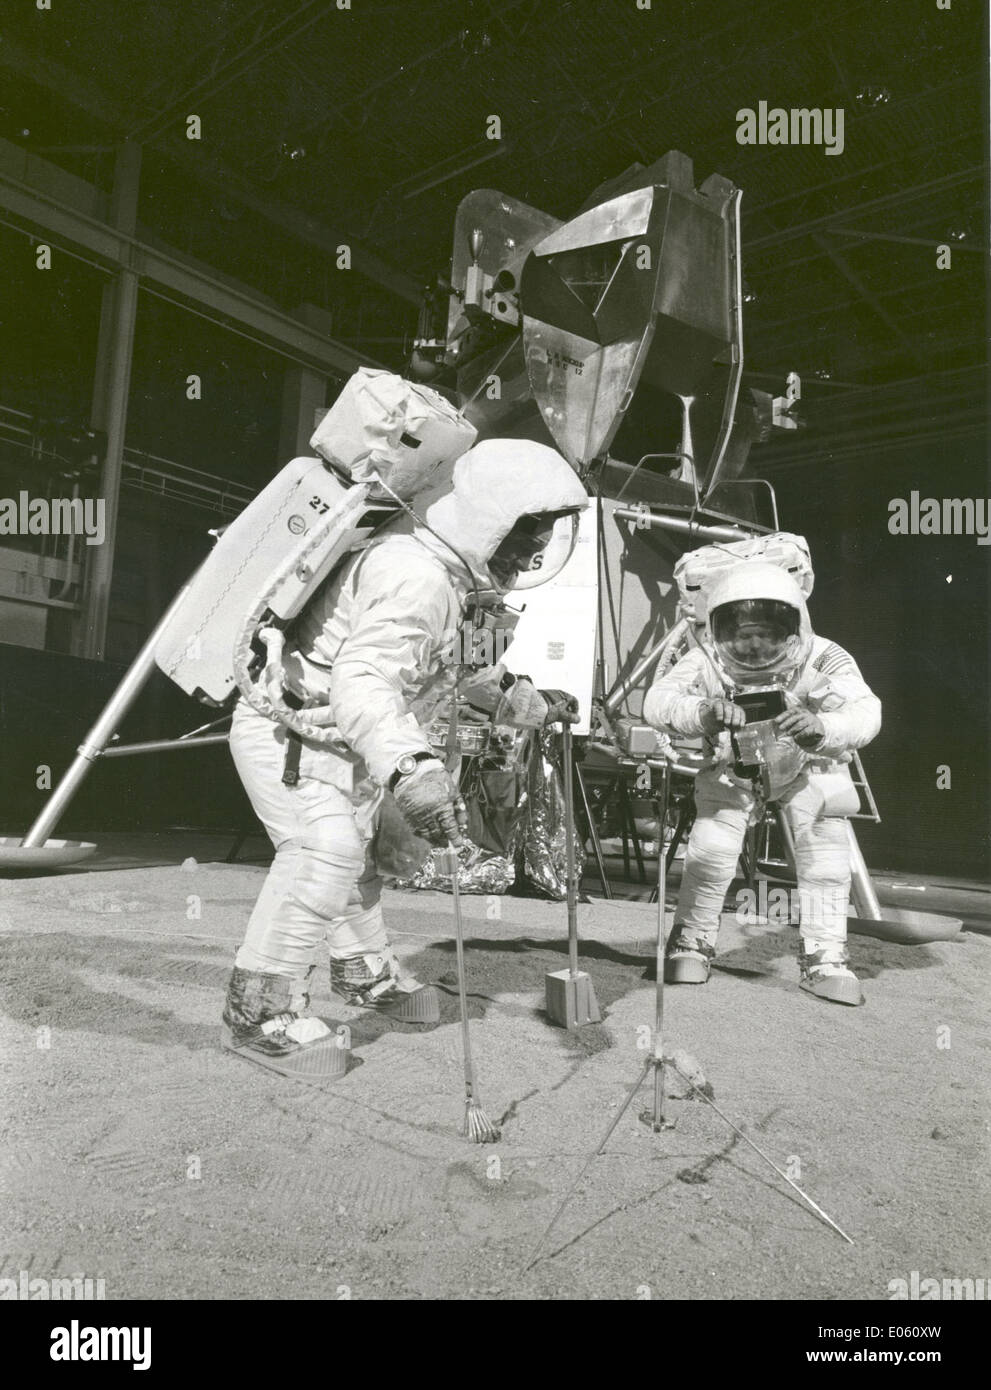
[799,978,865,1007]
[338,984,441,1025]
[382,985,441,1024]
[664,958,711,985]
[220,1026,351,1082]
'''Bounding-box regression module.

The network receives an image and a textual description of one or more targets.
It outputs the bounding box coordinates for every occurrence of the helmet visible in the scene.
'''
[712,597,799,664]
[489,507,582,591]
[704,563,810,685]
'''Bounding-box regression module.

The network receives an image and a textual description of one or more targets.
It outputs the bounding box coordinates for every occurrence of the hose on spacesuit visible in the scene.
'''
[655,617,693,682]
[367,471,484,619]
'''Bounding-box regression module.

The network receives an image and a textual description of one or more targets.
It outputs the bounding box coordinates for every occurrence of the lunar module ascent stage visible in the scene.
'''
[0,151,960,944]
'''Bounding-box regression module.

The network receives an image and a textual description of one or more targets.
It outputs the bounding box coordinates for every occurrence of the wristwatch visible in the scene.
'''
[388,751,433,791]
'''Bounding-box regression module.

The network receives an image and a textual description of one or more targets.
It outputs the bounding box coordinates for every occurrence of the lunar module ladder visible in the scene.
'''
[756,749,885,919]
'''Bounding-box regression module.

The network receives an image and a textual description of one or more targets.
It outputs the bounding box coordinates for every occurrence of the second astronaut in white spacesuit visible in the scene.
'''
[222,439,587,1063]
[645,561,881,1006]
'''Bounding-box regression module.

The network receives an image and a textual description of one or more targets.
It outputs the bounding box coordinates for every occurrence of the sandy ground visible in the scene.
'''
[1,861,989,1301]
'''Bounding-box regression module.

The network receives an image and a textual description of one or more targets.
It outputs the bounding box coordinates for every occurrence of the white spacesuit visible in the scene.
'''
[644,561,881,1005]
[223,438,588,1063]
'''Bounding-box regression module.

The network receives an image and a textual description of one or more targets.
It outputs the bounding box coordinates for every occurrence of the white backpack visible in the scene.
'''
[154,370,477,720]
[673,531,814,626]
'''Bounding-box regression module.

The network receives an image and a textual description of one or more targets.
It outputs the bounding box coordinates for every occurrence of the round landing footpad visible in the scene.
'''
[848,908,963,945]
[0,837,98,872]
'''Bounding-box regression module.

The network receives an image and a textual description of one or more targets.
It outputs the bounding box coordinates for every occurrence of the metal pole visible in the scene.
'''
[561,723,579,978]
[21,582,191,848]
[846,820,884,921]
[449,848,477,1101]
[575,762,611,901]
[777,809,884,922]
[699,187,745,504]
[522,1056,653,1274]
[644,759,671,1130]
[80,140,141,661]
[679,394,695,491]
[603,621,688,715]
[774,805,798,877]
[100,731,230,758]
[671,1064,854,1244]
[611,508,751,543]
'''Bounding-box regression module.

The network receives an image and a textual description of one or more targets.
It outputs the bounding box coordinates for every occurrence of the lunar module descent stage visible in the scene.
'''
[410,152,804,718]
[411,149,901,931]
[0,151,961,943]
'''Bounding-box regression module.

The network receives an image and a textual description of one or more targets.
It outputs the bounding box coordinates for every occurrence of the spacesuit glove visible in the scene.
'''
[775,707,826,749]
[393,759,468,848]
[539,688,580,725]
[699,697,746,735]
[492,675,549,728]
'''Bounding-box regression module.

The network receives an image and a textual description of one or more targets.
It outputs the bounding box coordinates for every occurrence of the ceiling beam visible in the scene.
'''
[745,169,982,252]
[0,147,380,376]
[748,265,975,334]
[811,232,926,370]
[0,33,422,306]
[827,228,987,254]
[245,0,538,185]
[128,0,335,144]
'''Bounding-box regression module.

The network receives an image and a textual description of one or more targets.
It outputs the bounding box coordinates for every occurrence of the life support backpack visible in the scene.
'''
[673,531,814,628]
[153,369,477,741]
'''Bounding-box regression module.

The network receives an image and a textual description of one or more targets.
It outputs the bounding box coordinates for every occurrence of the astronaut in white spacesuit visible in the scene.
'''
[645,561,881,1006]
[222,438,587,1062]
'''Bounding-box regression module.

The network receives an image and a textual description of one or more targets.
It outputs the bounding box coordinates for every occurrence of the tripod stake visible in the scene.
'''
[545,723,601,1029]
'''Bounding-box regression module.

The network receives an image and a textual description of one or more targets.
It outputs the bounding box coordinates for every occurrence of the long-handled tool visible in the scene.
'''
[641,759,675,1130]
[447,843,500,1144]
[545,723,601,1029]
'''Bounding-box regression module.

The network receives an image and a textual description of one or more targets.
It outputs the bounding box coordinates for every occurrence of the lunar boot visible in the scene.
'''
[221,966,350,1080]
[664,927,717,984]
[330,949,440,1024]
[798,939,864,1006]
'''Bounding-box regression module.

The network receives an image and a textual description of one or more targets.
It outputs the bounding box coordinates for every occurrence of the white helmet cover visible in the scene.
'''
[407,438,589,593]
[702,561,813,686]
